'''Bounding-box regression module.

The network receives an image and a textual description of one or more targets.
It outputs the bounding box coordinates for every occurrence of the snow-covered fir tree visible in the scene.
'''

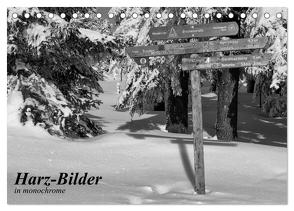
[7,7,118,137]
[244,8,287,117]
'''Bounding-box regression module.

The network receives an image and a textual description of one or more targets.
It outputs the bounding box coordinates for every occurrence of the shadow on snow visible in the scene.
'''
[116,111,165,132]
[115,93,287,147]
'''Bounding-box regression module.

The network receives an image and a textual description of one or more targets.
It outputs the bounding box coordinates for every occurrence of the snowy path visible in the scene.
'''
[7,78,287,204]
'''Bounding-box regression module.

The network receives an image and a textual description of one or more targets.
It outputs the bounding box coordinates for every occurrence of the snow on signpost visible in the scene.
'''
[126,21,270,195]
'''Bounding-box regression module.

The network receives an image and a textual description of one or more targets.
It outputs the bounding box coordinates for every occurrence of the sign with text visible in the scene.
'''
[148,22,239,40]
[126,37,268,60]
[182,53,271,70]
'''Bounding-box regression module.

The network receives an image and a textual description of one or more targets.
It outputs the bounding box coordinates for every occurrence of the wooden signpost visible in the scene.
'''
[182,53,271,70]
[127,37,268,60]
[126,21,270,195]
[148,22,239,40]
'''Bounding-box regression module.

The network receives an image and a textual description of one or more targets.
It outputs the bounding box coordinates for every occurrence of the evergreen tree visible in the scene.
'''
[7,7,118,137]
[245,8,287,117]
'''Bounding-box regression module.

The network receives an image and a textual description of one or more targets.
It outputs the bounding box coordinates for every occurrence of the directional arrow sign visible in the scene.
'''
[126,37,268,60]
[148,22,239,40]
[182,53,271,70]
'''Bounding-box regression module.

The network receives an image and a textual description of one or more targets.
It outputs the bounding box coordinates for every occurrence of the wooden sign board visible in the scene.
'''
[182,53,271,70]
[126,37,268,61]
[149,22,239,40]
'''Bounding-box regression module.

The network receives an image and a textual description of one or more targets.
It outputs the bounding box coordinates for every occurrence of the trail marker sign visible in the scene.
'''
[126,21,270,195]
[148,22,239,40]
[126,37,268,65]
[182,53,271,70]
[168,27,178,38]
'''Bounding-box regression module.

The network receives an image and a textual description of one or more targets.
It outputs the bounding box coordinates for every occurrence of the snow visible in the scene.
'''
[7,76,287,204]
[256,7,287,23]
[246,7,288,91]
[79,28,115,44]
[7,81,24,127]
[112,7,163,45]
[26,24,51,48]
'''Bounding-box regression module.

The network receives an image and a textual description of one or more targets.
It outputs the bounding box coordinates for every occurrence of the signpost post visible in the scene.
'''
[190,66,205,194]
[126,21,270,195]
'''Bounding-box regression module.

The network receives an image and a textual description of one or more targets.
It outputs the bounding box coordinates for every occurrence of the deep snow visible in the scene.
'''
[7,76,287,204]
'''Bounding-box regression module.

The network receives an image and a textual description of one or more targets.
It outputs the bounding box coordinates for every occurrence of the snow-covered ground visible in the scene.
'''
[7,77,287,204]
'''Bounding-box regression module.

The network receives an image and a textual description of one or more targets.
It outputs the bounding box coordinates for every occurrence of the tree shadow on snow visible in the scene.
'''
[197,92,287,147]
[236,93,287,147]
[95,92,287,147]
[126,133,237,146]
[116,111,165,132]
[85,113,110,128]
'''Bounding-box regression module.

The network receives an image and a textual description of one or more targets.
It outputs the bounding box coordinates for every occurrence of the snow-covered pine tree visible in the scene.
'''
[245,8,287,117]
[7,7,117,137]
